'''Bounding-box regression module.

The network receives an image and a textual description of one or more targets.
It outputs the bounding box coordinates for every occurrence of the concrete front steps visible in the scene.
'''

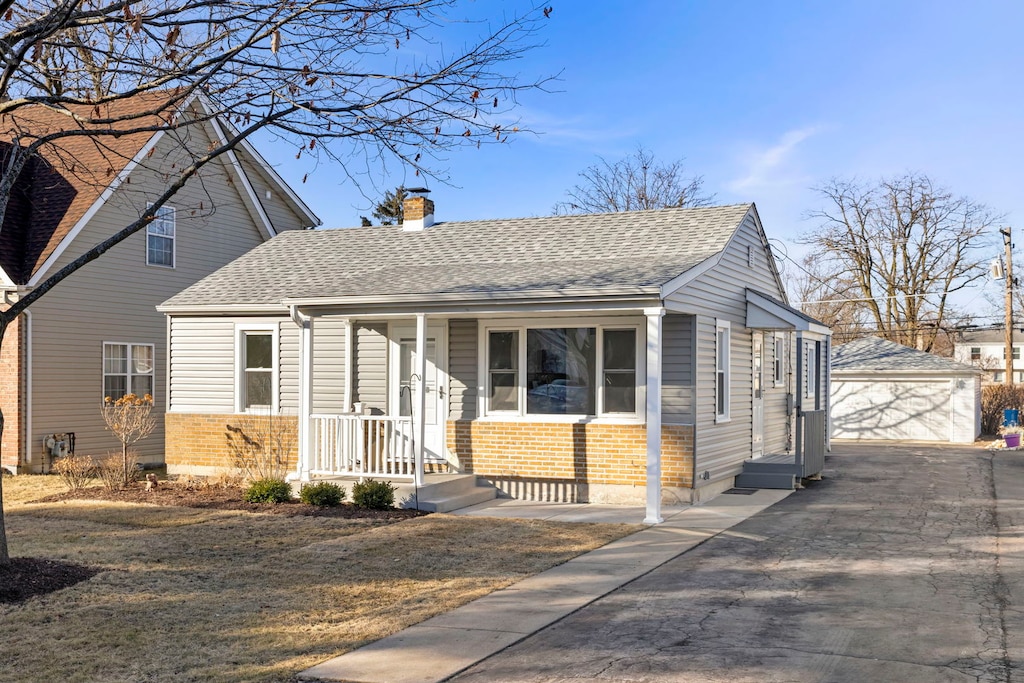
[306,473,497,513]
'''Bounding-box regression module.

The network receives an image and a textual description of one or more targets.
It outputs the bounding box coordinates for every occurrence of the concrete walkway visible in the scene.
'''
[298,489,790,683]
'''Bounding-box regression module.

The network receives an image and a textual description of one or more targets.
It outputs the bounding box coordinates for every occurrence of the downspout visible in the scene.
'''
[290,305,313,482]
[23,308,32,473]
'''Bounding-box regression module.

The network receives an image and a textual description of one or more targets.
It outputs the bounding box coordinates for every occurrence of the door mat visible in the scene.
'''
[723,488,758,495]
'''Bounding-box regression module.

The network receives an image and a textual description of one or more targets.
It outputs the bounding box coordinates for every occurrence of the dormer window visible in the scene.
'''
[147,206,175,267]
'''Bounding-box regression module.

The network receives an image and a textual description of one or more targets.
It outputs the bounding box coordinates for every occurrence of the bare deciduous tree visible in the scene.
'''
[800,173,998,352]
[790,253,869,344]
[0,0,552,564]
[554,146,713,214]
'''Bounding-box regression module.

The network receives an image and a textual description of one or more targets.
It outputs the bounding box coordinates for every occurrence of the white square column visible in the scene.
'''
[293,307,314,482]
[414,313,427,487]
[644,307,665,524]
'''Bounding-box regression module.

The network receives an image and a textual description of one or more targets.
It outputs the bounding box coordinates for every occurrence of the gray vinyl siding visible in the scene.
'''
[666,210,787,486]
[353,323,388,413]
[168,317,236,413]
[662,314,695,424]
[235,151,313,232]
[279,321,299,411]
[28,126,278,466]
[448,319,478,420]
[763,332,791,454]
[310,318,348,413]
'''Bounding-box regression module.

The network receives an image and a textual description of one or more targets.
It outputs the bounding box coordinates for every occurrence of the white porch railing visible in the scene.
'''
[309,413,416,479]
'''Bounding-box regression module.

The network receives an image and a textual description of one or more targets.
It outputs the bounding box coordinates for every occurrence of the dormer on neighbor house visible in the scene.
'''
[402,188,435,231]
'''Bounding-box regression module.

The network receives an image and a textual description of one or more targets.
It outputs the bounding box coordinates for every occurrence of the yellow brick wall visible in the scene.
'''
[165,413,299,470]
[446,420,694,497]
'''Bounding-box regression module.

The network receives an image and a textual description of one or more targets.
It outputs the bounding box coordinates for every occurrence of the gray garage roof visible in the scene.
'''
[832,337,981,375]
[161,204,754,309]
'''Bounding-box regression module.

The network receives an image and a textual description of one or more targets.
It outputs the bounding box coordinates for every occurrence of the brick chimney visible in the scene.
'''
[402,188,434,231]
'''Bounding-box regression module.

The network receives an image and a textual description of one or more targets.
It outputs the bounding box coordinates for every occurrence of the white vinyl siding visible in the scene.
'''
[353,323,388,413]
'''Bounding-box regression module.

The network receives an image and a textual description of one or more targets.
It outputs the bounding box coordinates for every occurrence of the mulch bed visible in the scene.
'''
[0,557,101,605]
[3,481,427,605]
[35,483,429,520]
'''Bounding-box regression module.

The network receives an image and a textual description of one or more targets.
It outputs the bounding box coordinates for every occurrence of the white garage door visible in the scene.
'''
[832,379,951,441]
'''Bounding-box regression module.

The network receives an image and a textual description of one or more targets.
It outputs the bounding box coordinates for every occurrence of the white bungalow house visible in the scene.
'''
[158,196,831,521]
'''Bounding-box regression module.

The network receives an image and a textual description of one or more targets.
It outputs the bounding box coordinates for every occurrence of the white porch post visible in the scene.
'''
[294,307,314,481]
[414,313,427,487]
[644,307,665,524]
[343,319,353,412]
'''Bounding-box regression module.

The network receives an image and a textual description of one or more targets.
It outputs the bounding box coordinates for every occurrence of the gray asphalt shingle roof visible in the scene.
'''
[832,337,981,374]
[161,204,753,308]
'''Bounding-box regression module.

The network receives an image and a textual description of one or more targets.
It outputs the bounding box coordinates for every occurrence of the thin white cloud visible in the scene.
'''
[726,125,826,193]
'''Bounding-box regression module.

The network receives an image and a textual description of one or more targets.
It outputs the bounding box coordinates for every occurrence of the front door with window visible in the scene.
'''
[752,333,764,458]
[389,324,447,461]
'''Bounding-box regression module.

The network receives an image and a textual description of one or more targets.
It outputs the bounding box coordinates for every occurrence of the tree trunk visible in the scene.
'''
[0,404,9,565]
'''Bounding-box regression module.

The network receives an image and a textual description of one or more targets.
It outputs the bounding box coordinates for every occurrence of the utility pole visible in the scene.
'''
[1002,227,1014,385]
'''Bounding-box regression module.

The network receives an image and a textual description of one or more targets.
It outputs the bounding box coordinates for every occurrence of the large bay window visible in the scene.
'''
[485,323,641,417]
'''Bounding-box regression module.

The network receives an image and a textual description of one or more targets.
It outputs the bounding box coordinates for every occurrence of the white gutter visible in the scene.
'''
[23,308,32,469]
[281,286,661,308]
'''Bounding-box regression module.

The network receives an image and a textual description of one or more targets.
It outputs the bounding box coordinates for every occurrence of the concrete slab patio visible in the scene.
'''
[298,488,791,683]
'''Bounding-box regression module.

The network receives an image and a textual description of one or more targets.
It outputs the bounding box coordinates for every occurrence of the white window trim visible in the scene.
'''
[102,341,156,402]
[805,340,817,404]
[478,317,645,423]
[715,320,731,423]
[146,204,176,268]
[234,323,279,414]
[773,332,786,387]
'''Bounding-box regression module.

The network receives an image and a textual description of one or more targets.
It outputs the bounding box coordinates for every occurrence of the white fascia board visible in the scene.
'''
[281,287,661,308]
[27,129,166,287]
[0,265,15,287]
[156,303,287,315]
[235,136,321,228]
[658,250,725,299]
[208,115,276,241]
[746,289,831,336]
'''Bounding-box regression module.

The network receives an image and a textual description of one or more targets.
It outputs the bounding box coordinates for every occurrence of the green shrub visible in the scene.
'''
[300,481,345,507]
[351,479,396,509]
[243,478,292,503]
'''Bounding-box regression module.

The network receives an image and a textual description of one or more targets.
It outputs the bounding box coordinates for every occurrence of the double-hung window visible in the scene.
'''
[773,332,785,387]
[103,343,154,401]
[970,347,982,361]
[485,323,640,417]
[715,321,730,422]
[147,205,175,267]
[236,325,278,412]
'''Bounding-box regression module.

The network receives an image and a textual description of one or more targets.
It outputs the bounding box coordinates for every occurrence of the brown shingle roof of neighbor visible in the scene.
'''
[832,336,981,374]
[0,92,181,283]
[160,203,756,309]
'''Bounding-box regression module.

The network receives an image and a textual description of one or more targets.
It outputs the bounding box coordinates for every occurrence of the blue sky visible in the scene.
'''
[262,1,1024,319]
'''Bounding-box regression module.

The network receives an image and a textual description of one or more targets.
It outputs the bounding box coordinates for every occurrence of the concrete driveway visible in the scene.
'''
[449,443,1024,683]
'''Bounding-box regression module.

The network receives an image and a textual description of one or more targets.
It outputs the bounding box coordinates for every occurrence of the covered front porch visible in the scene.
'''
[284,296,674,522]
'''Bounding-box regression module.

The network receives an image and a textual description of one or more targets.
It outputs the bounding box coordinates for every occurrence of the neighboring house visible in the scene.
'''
[158,197,832,520]
[832,336,981,444]
[952,329,1024,383]
[0,95,319,474]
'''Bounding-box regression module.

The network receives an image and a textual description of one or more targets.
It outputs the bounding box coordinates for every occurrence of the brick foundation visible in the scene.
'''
[165,412,299,473]
[446,420,694,504]
[0,314,24,472]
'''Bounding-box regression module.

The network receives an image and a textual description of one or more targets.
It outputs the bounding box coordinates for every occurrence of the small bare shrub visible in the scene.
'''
[982,384,1024,435]
[175,473,207,491]
[53,454,95,491]
[208,470,244,489]
[97,451,139,491]
[225,411,295,482]
[102,393,156,488]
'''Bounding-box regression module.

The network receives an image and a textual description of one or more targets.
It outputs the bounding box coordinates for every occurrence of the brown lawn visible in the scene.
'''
[0,475,639,683]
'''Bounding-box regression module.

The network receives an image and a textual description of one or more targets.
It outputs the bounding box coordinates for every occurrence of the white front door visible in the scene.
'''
[752,332,765,458]
[390,324,447,461]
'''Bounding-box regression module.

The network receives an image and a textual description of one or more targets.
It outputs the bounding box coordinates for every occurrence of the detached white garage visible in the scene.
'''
[831,337,982,444]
